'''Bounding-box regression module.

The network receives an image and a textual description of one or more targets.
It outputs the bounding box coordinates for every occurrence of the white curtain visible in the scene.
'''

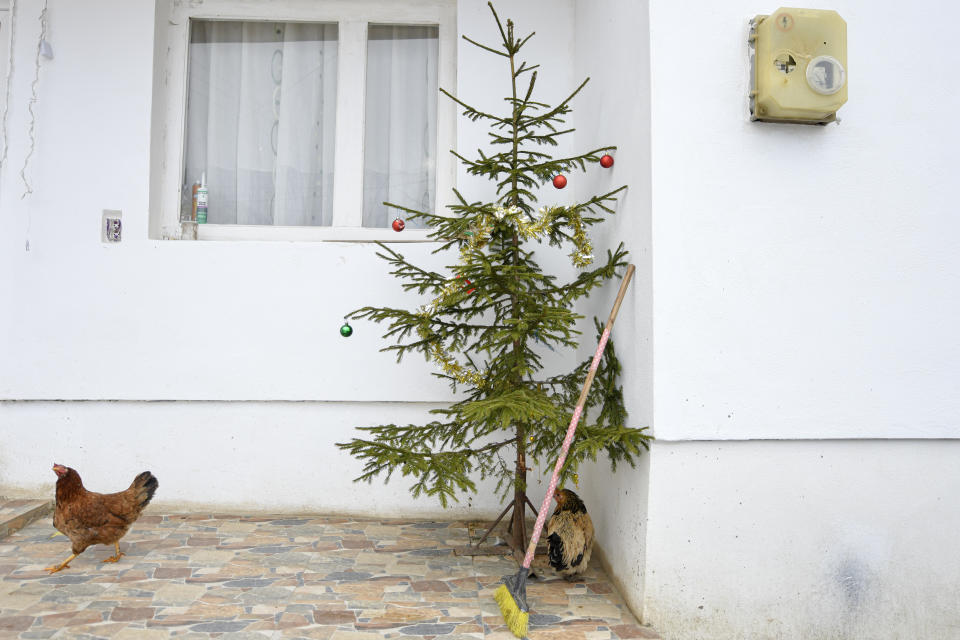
[183,21,338,226]
[363,25,439,229]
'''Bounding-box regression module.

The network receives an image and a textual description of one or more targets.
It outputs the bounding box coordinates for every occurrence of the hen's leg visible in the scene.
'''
[44,553,77,574]
[102,542,124,563]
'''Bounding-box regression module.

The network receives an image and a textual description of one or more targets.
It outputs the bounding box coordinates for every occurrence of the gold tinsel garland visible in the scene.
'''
[420,205,594,388]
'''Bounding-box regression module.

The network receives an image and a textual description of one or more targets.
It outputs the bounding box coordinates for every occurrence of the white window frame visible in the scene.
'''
[154,0,456,242]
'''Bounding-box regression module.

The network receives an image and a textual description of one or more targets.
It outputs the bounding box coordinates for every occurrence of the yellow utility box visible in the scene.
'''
[749,7,847,124]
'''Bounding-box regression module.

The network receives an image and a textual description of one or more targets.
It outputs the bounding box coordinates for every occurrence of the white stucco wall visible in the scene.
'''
[0,0,582,515]
[644,440,960,640]
[572,0,654,620]
[0,400,489,517]
[638,1,960,637]
[0,0,453,403]
[648,0,960,442]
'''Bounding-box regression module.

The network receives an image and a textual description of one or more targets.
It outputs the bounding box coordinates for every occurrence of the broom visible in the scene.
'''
[494,263,636,638]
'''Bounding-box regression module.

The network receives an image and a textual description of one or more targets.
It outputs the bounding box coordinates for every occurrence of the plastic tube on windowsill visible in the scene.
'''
[196,172,208,224]
[191,181,200,221]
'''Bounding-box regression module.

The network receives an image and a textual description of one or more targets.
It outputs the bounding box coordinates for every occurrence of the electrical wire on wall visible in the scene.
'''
[20,0,50,201]
[0,0,18,170]
[18,0,50,252]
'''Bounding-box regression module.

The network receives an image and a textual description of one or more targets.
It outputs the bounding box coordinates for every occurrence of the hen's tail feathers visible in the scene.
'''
[132,471,159,509]
[547,532,567,571]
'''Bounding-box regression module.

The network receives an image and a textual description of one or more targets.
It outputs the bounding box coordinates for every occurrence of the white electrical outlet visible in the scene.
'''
[102,210,122,243]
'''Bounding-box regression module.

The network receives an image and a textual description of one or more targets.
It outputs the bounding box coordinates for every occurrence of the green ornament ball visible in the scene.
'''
[339,322,353,338]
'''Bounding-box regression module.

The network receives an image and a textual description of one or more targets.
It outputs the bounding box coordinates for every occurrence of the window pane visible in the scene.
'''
[363,25,439,229]
[182,20,338,226]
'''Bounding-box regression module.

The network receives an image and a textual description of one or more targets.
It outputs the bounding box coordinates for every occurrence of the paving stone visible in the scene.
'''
[37,609,104,626]
[0,615,35,632]
[329,631,383,640]
[39,584,108,602]
[397,622,458,635]
[521,612,567,628]
[153,567,191,579]
[249,545,297,554]
[246,612,312,630]
[114,629,173,640]
[151,582,208,606]
[285,604,315,613]
[186,619,251,632]
[38,574,94,585]
[238,586,296,604]
[609,623,662,638]
[222,578,278,588]
[18,631,56,639]
[183,602,245,619]
[410,579,452,592]
[187,549,237,564]
[109,606,156,621]
[311,609,357,624]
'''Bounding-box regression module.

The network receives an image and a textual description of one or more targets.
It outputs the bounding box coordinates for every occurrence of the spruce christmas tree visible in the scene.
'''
[338,3,652,553]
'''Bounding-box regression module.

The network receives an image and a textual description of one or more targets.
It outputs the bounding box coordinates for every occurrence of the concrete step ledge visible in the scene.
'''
[0,499,53,540]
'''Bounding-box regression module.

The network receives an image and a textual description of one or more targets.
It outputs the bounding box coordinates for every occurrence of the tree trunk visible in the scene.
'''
[506,40,528,556]
[510,428,528,553]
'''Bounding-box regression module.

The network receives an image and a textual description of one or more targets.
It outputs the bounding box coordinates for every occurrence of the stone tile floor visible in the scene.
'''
[0,511,660,639]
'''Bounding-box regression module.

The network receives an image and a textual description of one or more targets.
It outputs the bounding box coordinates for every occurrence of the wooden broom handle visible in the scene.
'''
[522,263,635,568]
[573,263,635,409]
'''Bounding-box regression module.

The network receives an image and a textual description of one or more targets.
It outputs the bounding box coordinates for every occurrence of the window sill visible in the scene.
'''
[178,223,435,243]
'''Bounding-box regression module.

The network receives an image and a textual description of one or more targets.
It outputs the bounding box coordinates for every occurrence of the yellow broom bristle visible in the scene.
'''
[494,583,529,638]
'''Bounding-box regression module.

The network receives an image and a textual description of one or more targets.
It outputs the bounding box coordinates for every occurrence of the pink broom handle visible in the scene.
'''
[522,264,636,569]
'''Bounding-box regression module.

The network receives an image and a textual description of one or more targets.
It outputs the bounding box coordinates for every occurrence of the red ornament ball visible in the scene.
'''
[392,218,405,232]
[600,154,614,168]
[456,275,476,295]
[552,175,567,189]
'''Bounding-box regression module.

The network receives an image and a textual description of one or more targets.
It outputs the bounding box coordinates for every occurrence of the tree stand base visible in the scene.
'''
[453,496,540,557]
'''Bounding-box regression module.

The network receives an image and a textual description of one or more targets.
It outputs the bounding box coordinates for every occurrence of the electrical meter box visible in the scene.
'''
[749,8,847,124]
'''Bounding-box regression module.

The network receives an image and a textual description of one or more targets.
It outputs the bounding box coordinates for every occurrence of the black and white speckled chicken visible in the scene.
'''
[546,488,594,580]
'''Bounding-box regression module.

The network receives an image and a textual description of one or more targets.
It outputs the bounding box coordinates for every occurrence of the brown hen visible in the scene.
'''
[546,488,594,581]
[46,464,158,573]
